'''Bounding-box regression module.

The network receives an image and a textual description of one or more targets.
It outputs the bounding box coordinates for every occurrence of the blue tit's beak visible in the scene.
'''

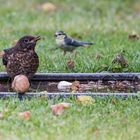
[54,34,57,37]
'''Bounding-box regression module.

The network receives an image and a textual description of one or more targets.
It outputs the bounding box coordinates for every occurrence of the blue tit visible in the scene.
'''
[54,31,95,55]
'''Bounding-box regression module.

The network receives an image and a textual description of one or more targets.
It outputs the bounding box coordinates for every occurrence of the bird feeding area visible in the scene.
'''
[0,72,140,99]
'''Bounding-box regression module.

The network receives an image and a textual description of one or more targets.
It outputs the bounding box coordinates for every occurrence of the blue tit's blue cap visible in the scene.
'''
[55,31,66,37]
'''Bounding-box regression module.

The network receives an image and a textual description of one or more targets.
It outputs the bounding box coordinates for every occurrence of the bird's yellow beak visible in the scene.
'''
[34,36,41,42]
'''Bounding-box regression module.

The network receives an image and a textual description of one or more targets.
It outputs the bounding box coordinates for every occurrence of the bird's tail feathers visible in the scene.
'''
[80,41,95,46]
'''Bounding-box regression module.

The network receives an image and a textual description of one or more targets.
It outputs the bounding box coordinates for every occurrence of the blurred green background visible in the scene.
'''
[0,1,140,140]
[0,0,140,73]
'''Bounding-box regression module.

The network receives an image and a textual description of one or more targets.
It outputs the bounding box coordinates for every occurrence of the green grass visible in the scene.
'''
[0,0,140,72]
[0,98,140,140]
[0,0,140,139]
[0,97,140,140]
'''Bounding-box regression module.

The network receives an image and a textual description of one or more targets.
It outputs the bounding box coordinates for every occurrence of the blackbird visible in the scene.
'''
[2,35,41,79]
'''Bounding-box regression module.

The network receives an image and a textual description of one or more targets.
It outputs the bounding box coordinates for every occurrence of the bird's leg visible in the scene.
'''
[73,50,77,58]
[63,51,66,56]
[18,92,25,101]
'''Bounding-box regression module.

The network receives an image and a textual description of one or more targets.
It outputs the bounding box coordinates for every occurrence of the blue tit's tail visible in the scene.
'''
[81,42,95,45]
[79,41,95,46]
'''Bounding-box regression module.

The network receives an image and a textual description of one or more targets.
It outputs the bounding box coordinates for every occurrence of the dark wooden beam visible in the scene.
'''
[0,72,140,81]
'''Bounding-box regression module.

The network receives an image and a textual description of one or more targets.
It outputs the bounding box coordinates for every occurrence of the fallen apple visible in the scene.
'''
[12,75,30,93]
[18,111,30,121]
[51,102,71,116]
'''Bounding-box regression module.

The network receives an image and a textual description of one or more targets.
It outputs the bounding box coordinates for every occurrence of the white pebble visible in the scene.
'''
[57,81,72,91]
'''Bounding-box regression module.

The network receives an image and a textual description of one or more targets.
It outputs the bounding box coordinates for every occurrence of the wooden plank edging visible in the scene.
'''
[0,72,140,81]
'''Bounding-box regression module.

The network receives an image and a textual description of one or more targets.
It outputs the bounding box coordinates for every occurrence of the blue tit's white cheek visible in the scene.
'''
[56,36,65,46]
[56,35,65,43]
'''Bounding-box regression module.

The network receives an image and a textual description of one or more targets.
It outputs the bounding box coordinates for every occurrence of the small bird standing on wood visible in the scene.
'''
[2,35,41,79]
[54,31,95,55]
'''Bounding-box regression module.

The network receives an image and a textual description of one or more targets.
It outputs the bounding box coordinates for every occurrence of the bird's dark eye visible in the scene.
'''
[24,39,29,43]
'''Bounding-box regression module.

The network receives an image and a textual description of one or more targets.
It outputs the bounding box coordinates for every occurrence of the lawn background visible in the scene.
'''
[0,0,140,140]
[0,0,140,73]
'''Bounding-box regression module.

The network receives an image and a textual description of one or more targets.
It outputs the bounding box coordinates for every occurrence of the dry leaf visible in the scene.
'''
[77,96,95,104]
[70,81,80,92]
[78,84,92,92]
[67,60,75,69]
[51,102,71,116]
[95,53,103,60]
[112,98,119,105]
[112,53,128,67]
[41,2,56,12]
[128,33,139,40]
[115,81,130,91]
[18,111,30,120]
[101,64,108,68]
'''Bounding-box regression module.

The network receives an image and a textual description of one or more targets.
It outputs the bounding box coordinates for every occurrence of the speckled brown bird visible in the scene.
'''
[2,35,41,79]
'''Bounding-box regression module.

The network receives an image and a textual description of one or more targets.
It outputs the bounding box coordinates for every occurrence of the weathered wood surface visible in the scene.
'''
[0,72,139,92]
[0,72,140,81]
